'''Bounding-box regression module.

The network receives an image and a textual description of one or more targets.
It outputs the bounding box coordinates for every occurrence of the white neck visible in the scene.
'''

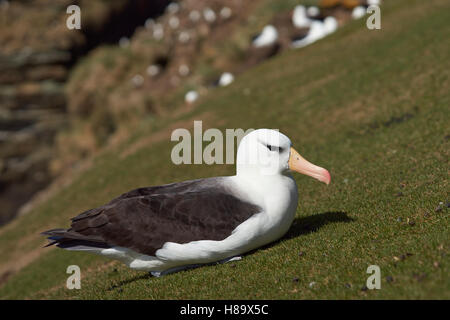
[232,167,298,212]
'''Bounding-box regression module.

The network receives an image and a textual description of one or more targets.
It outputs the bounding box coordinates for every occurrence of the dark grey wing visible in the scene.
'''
[69,178,214,221]
[106,178,218,204]
[43,179,261,256]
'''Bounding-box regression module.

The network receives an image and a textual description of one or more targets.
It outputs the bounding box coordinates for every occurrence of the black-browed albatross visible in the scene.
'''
[43,129,331,276]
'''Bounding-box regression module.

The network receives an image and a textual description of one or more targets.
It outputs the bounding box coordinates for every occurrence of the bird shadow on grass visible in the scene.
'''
[284,211,355,241]
[254,211,355,253]
[107,211,354,290]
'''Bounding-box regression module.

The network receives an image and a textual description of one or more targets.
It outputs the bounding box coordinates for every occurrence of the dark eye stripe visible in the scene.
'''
[266,145,283,152]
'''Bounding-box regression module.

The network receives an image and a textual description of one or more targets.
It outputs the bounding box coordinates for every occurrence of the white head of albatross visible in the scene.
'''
[235,129,330,183]
[42,129,330,276]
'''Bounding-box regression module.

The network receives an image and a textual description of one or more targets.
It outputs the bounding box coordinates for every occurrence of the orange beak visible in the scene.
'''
[288,147,331,185]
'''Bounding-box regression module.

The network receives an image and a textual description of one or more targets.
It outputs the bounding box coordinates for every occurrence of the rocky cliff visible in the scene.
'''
[0,0,171,225]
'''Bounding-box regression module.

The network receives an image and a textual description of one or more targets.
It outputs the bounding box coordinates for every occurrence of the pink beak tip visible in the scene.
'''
[322,169,331,185]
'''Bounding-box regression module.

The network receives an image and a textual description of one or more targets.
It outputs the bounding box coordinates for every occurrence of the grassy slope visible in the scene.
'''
[0,0,449,299]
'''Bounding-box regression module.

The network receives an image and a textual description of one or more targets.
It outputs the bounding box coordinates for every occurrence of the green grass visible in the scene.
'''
[0,0,449,299]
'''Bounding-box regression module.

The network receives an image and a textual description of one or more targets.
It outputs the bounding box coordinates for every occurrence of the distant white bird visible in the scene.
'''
[352,6,366,19]
[178,31,190,43]
[292,17,337,48]
[178,65,190,77]
[146,65,160,77]
[153,24,164,40]
[166,2,180,15]
[218,72,234,87]
[323,16,338,36]
[203,8,217,23]
[131,74,144,87]
[368,0,380,5]
[306,6,320,18]
[145,18,155,30]
[252,25,278,48]
[169,16,180,29]
[220,7,232,19]
[189,10,201,22]
[185,90,199,103]
[291,20,325,49]
[292,5,312,28]
[119,37,130,48]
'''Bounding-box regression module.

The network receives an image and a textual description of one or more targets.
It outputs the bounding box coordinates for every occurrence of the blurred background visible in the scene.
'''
[0,0,373,226]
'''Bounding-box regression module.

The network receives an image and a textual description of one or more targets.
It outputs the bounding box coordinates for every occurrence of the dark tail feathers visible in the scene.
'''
[41,228,110,250]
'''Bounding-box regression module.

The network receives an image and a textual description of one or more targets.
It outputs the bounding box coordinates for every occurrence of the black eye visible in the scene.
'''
[267,145,283,152]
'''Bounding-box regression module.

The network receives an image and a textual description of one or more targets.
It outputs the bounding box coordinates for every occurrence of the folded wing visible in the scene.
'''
[42,178,261,256]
